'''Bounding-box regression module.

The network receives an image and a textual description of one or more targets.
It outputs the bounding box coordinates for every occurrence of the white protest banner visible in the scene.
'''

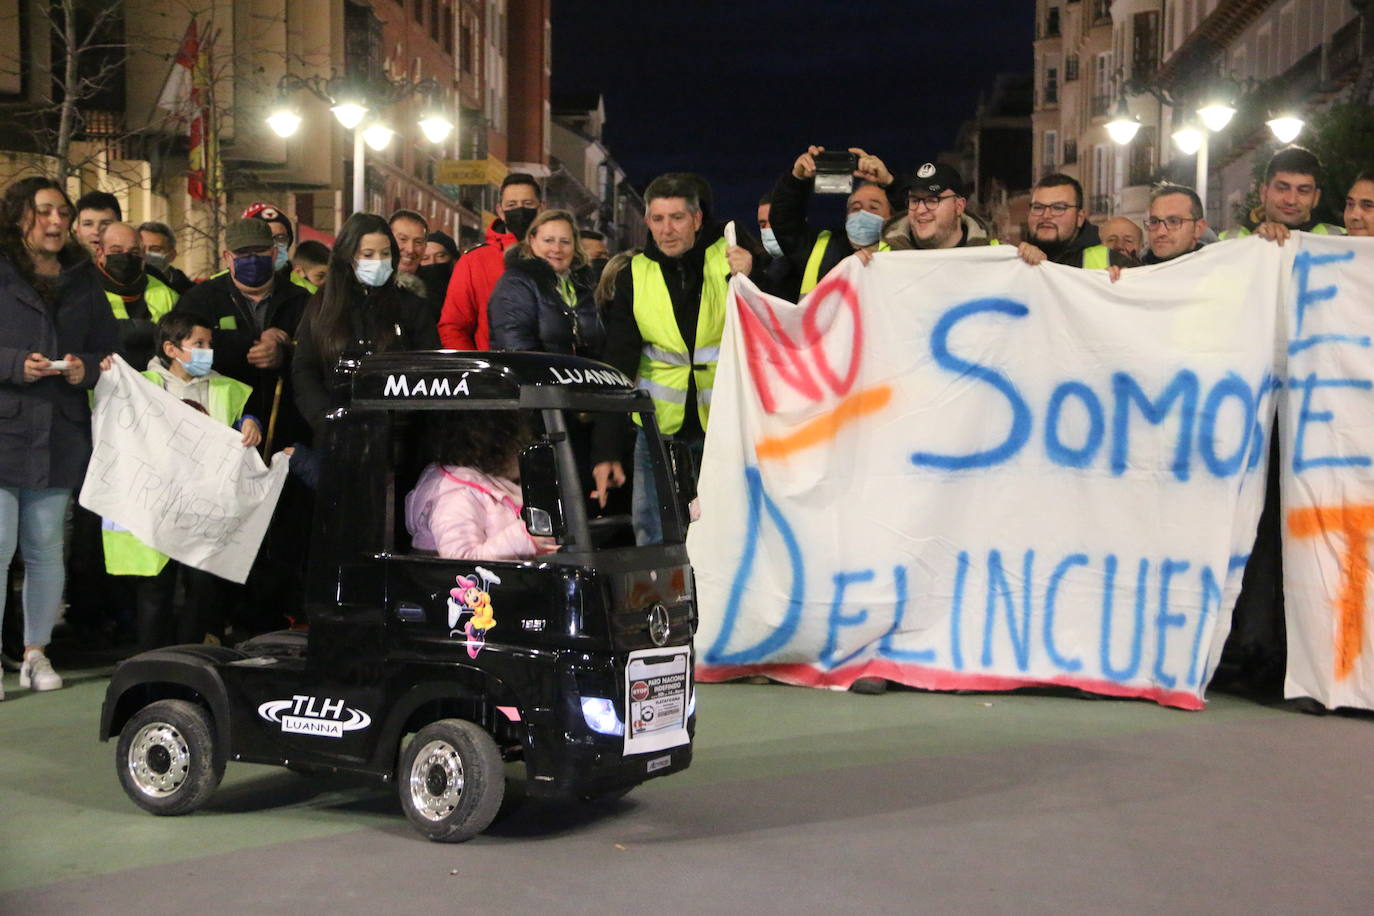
[689,240,1291,709]
[80,356,290,584]
[1280,234,1374,709]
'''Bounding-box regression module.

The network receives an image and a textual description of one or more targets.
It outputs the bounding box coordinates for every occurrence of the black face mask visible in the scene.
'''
[102,252,145,286]
[503,207,539,240]
[590,257,610,277]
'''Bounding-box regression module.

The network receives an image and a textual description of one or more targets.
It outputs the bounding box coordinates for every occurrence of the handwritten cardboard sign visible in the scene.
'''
[80,357,290,584]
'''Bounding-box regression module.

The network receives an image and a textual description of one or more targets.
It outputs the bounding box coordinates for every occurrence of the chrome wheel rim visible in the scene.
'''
[127,722,191,797]
[409,739,464,821]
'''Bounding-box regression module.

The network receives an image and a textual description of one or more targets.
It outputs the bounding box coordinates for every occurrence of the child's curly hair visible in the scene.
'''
[428,410,531,477]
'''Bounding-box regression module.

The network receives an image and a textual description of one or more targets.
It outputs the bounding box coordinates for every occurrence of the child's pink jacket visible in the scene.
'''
[405,463,548,561]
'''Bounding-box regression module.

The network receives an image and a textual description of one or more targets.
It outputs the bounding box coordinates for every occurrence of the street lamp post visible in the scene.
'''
[1107,73,1307,213]
[266,75,454,215]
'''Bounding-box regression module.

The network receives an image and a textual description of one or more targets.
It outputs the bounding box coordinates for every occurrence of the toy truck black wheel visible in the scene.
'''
[397,719,505,842]
[116,699,224,816]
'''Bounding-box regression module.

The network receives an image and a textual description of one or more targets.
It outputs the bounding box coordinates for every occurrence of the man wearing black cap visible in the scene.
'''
[177,218,311,450]
[884,161,999,251]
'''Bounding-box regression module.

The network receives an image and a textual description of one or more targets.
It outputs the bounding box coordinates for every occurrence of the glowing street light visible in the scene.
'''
[362,123,396,152]
[1197,103,1236,133]
[1105,96,1141,146]
[330,102,369,131]
[1171,123,1204,155]
[266,107,302,139]
[1267,115,1305,144]
[418,112,455,144]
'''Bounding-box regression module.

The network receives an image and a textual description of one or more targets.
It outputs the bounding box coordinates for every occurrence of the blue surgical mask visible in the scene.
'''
[845,209,885,247]
[232,253,275,288]
[273,242,290,270]
[355,258,394,288]
[760,227,783,258]
[179,348,214,378]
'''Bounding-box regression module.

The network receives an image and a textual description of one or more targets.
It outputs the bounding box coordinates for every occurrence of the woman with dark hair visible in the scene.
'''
[0,175,118,697]
[292,212,440,436]
[487,210,603,356]
[404,411,555,560]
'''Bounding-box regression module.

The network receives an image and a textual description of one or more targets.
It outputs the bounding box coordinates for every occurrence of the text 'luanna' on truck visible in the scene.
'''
[101,351,699,842]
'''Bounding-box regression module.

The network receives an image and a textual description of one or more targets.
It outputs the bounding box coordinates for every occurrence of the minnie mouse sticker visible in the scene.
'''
[447,566,501,658]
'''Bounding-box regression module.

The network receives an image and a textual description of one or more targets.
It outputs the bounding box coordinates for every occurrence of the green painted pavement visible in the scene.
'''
[0,667,1280,894]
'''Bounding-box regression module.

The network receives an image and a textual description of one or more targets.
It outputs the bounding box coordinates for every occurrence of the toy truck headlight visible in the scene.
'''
[580,697,624,736]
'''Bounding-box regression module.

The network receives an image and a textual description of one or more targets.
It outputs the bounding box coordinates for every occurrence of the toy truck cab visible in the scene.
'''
[101,351,698,842]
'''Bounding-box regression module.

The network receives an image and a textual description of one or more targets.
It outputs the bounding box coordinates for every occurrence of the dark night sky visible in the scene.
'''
[550,0,1034,227]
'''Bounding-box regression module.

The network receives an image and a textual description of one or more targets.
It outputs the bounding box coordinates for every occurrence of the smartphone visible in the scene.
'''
[813,150,859,195]
[47,359,70,370]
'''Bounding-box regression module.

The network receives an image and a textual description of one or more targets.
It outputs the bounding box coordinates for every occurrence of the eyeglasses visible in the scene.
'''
[908,193,956,210]
[1028,202,1077,216]
[1144,216,1198,230]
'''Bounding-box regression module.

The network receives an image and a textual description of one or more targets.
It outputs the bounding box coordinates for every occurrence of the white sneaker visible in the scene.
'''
[19,650,63,691]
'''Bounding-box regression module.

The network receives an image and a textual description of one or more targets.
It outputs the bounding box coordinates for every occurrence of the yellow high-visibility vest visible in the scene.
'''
[800,231,891,295]
[630,237,729,435]
[1082,245,1110,269]
[104,275,178,322]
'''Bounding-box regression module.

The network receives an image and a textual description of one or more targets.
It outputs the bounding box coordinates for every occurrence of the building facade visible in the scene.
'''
[0,0,555,275]
[1035,0,1370,232]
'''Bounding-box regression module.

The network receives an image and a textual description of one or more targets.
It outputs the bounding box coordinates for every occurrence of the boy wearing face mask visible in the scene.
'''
[178,218,312,452]
[767,146,906,298]
[100,310,260,650]
[96,222,180,369]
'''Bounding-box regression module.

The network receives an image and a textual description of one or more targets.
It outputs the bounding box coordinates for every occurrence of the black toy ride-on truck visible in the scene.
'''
[100,351,699,842]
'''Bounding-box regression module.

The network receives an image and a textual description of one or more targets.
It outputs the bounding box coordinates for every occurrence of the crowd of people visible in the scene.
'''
[0,142,1369,700]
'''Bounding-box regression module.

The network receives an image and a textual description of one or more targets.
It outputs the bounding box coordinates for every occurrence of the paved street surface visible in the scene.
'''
[2,662,1373,914]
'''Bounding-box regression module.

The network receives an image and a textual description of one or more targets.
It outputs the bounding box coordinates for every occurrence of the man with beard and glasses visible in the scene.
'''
[1015,173,1131,269]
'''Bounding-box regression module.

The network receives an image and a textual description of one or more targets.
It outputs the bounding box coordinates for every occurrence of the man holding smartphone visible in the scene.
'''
[767,145,906,298]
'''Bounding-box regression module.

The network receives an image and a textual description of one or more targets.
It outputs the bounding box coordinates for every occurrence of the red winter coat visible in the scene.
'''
[437,221,517,349]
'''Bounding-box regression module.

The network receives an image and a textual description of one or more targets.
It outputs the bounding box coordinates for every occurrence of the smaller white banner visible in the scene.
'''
[79,356,290,584]
[624,647,691,756]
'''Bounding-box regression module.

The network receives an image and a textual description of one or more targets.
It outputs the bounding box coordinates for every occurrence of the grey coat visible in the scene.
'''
[0,249,119,489]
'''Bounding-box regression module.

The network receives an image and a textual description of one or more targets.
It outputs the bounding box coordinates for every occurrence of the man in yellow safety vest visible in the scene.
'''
[95,221,179,368]
[1218,146,1346,243]
[592,173,755,544]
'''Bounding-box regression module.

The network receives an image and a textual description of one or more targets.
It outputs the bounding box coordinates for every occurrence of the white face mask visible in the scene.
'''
[354,258,394,288]
[760,227,784,258]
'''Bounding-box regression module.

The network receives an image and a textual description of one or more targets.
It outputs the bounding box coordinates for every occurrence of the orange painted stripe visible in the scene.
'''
[1288,504,1374,681]
[754,385,893,461]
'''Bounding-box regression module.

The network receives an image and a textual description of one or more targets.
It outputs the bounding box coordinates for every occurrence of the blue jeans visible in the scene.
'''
[0,487,72,647]
[631,429,703,546]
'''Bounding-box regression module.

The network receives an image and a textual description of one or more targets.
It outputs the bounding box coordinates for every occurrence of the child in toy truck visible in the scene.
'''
[404,410,556,561]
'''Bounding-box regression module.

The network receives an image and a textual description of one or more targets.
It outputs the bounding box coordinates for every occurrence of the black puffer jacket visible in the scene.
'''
[0,247,118,488]
[487,252,603,357]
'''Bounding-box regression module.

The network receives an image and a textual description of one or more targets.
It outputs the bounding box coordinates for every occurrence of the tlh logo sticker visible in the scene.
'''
[257,695,372,738]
